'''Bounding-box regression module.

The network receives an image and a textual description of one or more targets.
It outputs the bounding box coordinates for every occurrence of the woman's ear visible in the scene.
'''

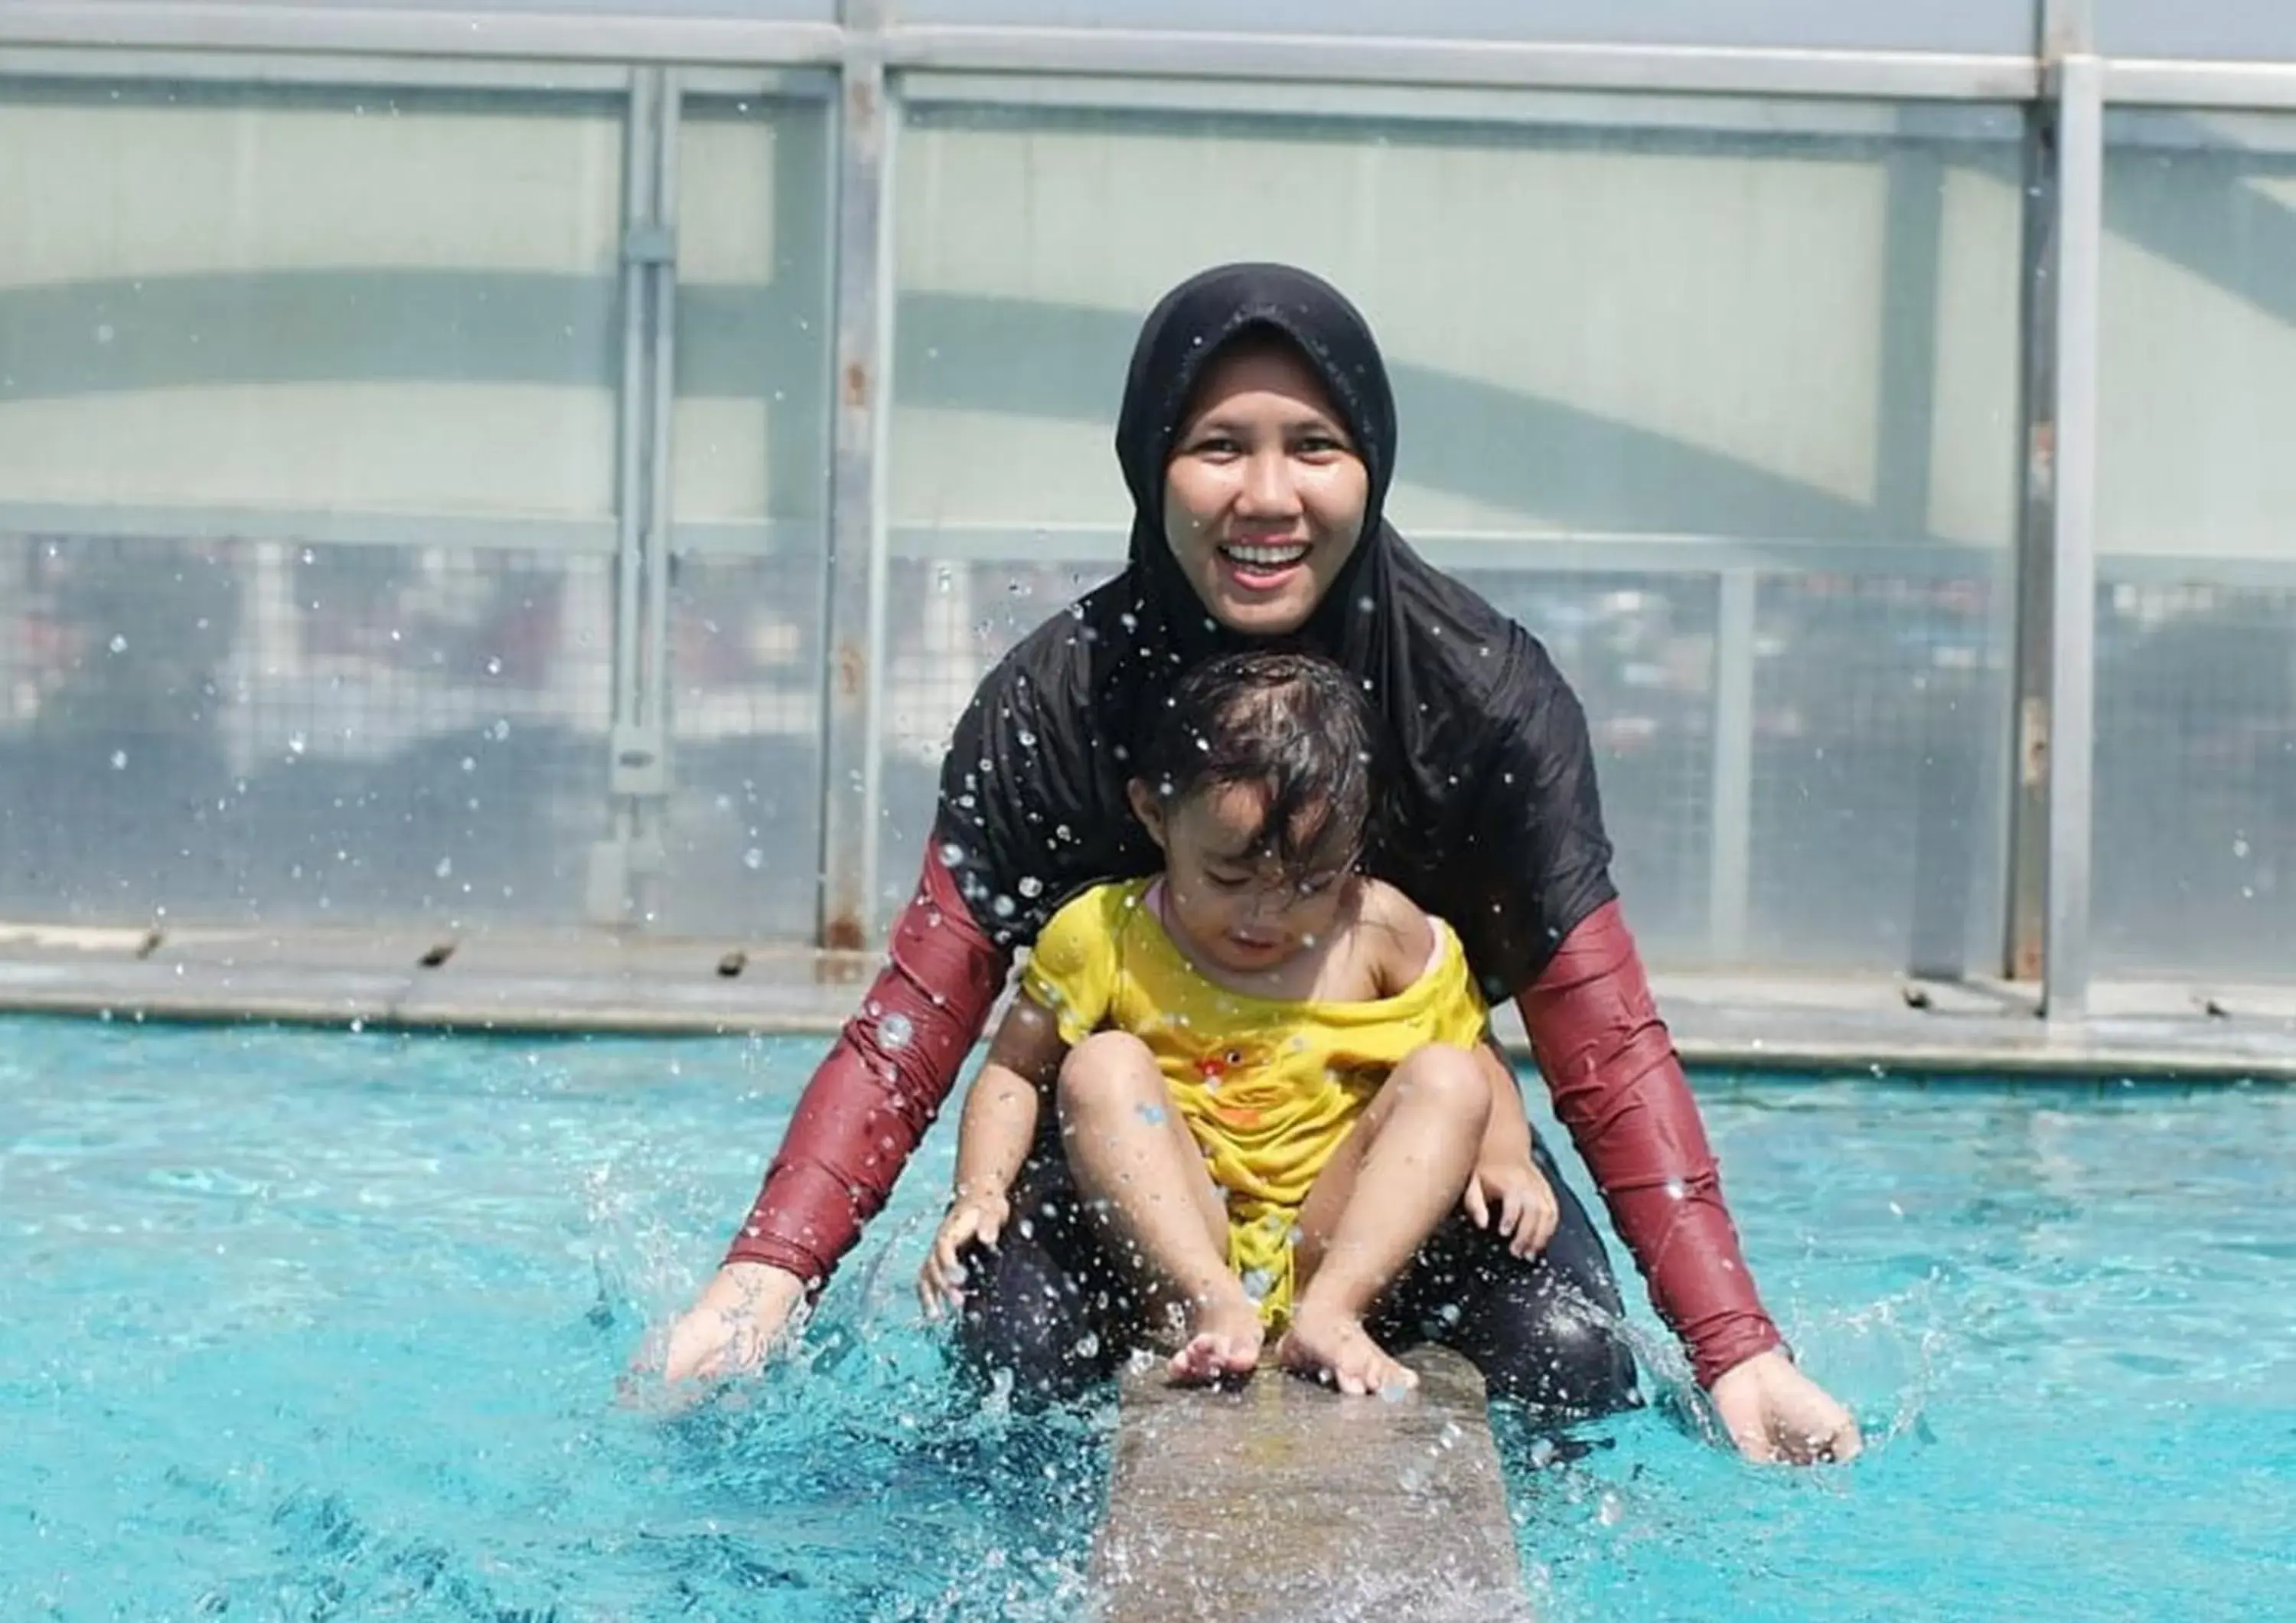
[1127,778,1169,851]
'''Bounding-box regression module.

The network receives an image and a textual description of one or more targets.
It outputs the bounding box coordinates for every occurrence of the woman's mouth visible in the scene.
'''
[1216,541,1311,587]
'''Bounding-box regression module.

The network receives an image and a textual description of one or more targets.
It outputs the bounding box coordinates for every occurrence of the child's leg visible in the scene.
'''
[1280,1043,1491,1395]
[1055,1030,1261,1383]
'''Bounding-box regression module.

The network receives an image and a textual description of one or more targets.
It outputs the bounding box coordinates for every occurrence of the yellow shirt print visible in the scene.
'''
[1020,877,1490,1329]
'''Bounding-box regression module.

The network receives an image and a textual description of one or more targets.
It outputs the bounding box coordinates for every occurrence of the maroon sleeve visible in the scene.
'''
[722,847,1012,1286]
[1515,899,1785,1389]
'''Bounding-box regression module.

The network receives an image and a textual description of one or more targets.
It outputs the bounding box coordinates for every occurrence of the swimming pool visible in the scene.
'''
[3,1019,2290,1621]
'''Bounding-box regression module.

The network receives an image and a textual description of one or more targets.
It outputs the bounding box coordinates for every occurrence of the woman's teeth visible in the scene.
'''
[1221,543,1310,568]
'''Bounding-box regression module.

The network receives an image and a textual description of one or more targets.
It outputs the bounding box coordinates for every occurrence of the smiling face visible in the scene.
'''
[1127,777,1354,978]
[1159,339,1371,638]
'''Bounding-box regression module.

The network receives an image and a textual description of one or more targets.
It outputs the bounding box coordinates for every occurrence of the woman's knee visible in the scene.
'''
[954,1238,1115,1402]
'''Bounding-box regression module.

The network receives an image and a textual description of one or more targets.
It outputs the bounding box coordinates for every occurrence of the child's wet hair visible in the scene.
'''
[1137,648,1382,875]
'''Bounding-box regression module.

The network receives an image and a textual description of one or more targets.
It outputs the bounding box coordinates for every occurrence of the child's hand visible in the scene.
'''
[918,1190,1011,1318]
[1462,1155,1557,1258]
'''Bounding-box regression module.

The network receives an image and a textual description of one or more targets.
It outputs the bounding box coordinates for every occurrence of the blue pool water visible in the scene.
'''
[2,1019,2291,1621]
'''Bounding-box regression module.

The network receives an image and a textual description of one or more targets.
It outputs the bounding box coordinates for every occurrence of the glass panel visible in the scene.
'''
[887,96,2024,969]
[2096,113,2296,978]
[892,0,2033,54]
[0,78,624,521]
[1750,570,2011,971]
[0,74,622,929]
[661,93,834,939]
[2096,2,2296,62]
[0,534,612,927]
[77,0,839,17]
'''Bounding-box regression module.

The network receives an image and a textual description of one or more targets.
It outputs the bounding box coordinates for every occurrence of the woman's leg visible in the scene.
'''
[1055,1031,1258,1383]
[1281,1043,1491,1395]
[954,1144,1131,1403]
[1369,1135,1642,1421]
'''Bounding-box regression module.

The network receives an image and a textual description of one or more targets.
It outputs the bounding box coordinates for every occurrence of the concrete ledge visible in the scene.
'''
[4,920,2296,1079]
[1091,1346,1531,1623]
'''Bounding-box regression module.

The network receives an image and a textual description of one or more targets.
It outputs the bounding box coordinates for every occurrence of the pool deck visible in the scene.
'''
[5,919,2295,1079]
[1092,1345,1531,1623]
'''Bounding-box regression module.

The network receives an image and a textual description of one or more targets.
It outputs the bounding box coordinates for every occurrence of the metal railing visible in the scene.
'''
[5,0,2296,1015]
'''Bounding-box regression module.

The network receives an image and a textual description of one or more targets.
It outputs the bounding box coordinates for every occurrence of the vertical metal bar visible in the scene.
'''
[817,5,891,952]
[1707,570,1758,962]
[589,67,657,924]
[2005,100,2054,982]
[2043,52,2102,1022]
[631,70,682,923]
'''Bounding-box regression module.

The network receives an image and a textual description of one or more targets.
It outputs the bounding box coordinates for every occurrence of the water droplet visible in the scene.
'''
[879,1011,914,1051]
[1017,876,1043,899]
[1017,729,1037,747]
[287,733,308,756]
[1664,1178,1687,1200]
[109,749,127,770]
[743,848,764,870]
[434,857,453,878]
[939,841,965,867]
[992,894,1017,918]
[108,634,127,653]
[2233,837,2251,859]
[484,656,502,676]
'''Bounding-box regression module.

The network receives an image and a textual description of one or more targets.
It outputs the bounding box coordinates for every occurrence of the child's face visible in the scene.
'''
[1129,779,1353,976]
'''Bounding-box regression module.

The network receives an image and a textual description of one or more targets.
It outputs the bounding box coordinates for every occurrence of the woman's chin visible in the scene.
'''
[1205,593,1318,639]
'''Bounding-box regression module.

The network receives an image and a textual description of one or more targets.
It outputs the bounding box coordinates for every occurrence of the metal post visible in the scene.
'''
[1707,570,1758,961]
[817,0,892,951]
[590,65,680,926]
[2007,0,2101,1019]
[628,70,682,923]
[2043,52,2102,1022]
[589,67,657,924]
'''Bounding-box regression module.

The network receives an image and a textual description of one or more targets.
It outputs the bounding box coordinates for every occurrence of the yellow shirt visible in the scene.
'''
[1020,877,1489,1329]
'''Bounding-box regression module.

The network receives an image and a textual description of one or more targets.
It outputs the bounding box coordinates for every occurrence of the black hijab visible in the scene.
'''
[936,263,1616,998]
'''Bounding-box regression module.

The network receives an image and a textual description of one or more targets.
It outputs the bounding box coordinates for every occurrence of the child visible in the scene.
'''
[917,649,1558,1396]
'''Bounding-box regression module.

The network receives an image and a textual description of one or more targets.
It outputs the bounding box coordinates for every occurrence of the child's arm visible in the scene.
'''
[918,991,1070,1315]
[1363,880,1558,1257]
[1463,1043,1558,1256]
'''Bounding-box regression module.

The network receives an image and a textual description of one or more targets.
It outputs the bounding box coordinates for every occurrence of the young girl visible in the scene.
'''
[917,649,1558,1397]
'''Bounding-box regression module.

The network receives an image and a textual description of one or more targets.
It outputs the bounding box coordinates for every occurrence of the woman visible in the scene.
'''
[660,263,1860,1462]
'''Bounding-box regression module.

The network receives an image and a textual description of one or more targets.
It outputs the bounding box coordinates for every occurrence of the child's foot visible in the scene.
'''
[1167,1292,1264,1385]
[1275,1300,1417,1397]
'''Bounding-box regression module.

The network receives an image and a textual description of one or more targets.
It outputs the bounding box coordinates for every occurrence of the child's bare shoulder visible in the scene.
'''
[1353,879,1436,993]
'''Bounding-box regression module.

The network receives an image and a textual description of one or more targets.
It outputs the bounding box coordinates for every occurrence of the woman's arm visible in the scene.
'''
[1515,897,1782,1389]
[722,838,1012,1285]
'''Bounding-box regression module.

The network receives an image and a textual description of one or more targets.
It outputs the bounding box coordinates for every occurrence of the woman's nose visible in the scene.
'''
[1238,449,1300,515]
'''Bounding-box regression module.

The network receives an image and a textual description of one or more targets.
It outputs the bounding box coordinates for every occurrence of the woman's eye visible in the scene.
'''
[1189,434,1242,458]
[1205,870,1250,891]
[1294,433,1347,458]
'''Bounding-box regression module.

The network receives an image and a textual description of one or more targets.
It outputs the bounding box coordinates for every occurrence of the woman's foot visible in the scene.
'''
[1168,1291,1265,1385]
[1276,1299,1417,1396]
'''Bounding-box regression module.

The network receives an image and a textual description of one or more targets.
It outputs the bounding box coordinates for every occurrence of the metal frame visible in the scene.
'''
[814,0,893,952]
[589,64,682,926]
[9,0,2296,978]
[2041,52,2104,1020]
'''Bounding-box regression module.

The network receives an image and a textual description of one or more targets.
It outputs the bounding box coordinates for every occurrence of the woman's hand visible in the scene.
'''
[1709,1347,1863,1465]
[1461,1154,1558,1258]
[918,1190,1011,1318]
[657,1262,808,1384]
